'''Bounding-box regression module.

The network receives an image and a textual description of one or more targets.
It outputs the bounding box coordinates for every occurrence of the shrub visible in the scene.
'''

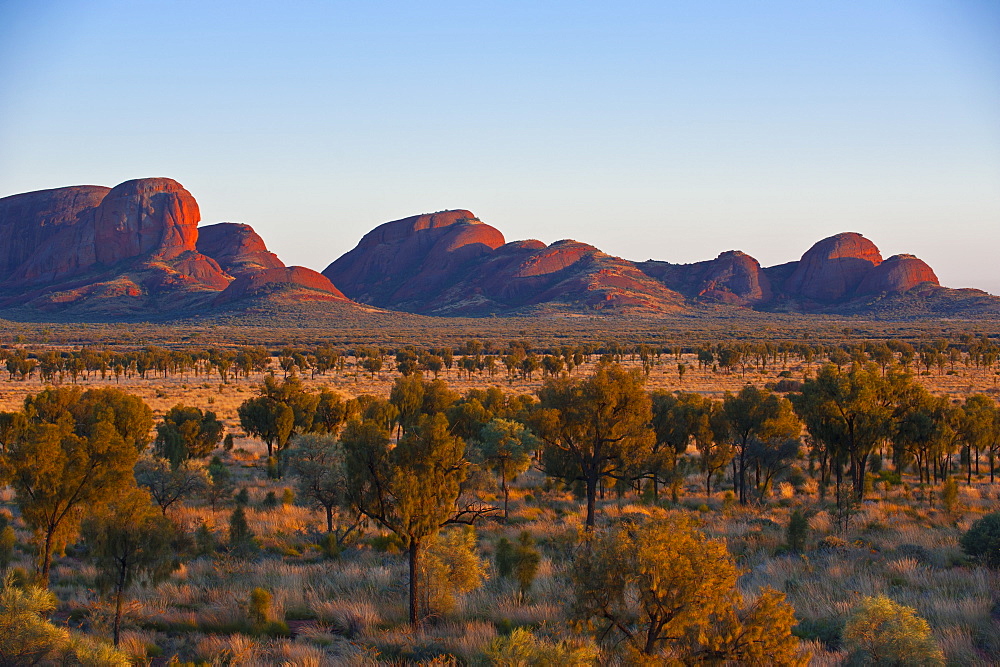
[484,627,598,666]
[195,522,217,557]
[228,506,258,558]
[786,509,809,553]
[495,537,515,578]
[419,526,488,616]
[248,588,272,627]
[941,477,958,513]
[842,595,943,666]
[513,531,541,597]
[0,520,16,568]
[960,512,1000,568]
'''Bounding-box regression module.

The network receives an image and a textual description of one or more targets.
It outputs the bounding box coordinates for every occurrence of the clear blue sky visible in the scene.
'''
[2,1,998,293]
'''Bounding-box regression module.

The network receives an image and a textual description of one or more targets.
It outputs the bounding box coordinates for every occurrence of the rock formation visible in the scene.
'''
[197,222,285,277]
[322,210,505,307]
[638,251,772,306]
[856,254,939,295]
[0,178,986,319]
[783,232,883,302]
[215,266,347,305]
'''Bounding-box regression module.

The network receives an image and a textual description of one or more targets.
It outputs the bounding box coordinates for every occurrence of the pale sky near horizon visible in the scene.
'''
[2,1,998,294]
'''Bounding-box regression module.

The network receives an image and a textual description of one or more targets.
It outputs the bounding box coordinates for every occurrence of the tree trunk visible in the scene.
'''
[114,576,125,646]
[502,472,510,522]
[408,538,420,626]
[326,505,334,533]
[40,530,54,587]
[585,474,598,529]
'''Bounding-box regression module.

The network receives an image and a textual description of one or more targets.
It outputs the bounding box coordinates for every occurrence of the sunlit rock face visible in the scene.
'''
[784,232,883,301]
[857,254,939,295]
[323,209,506,307]
[94,178,202,264]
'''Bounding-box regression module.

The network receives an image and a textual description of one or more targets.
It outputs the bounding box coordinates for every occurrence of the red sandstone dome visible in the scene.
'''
[784,232,883,301]
[857,254,939,295]
[322,209,506,306]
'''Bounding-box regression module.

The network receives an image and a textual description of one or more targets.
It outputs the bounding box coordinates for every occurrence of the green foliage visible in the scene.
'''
[960,512,1000,568]
[282,433,351,535]
[478,418,536,519]
[5,387,146,585]
[238,375,321,457]
[281,487,294,506]
[792,364,903,500]
[154,404,224,467]
[134,455,209,515]
[81,487,176,645]
[787,509,809,553]
[248,587,272,626]
[195,521,217,557]
[484,627,599,666]
[941,477,958,513]
[533,362,654,527]
[495,537,515,578]
[513,531,541,596]
[842,594,944,666]
[228,506,258,558]
[343,412,472,625]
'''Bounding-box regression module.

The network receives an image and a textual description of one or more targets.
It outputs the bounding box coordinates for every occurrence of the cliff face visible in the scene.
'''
[321,217,954,316]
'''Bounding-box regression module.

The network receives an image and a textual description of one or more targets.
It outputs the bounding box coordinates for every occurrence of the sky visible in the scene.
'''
[1,1,998,294]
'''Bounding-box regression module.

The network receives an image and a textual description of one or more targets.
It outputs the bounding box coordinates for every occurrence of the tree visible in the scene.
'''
[4,416,140,586]
[154,404,224,467]
[478,418,536,520]
[571,514,803,663]
[228,505,257,558]
[959,394,1000,483]
[792,364,901,501]
[842,595,944,666]
[134,455,209,515]
[532,363,654,528]
[343,413,491,625]
[650,391,718,500]
[283,434,361,542]
[719,386,799,505]
[238,375,320,457]
[81,488,176,645]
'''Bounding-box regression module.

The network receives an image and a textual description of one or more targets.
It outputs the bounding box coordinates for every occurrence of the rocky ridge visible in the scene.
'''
[0,177,991,319]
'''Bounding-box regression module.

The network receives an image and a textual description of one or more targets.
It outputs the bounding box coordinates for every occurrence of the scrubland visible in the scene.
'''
[0,334,997,665]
